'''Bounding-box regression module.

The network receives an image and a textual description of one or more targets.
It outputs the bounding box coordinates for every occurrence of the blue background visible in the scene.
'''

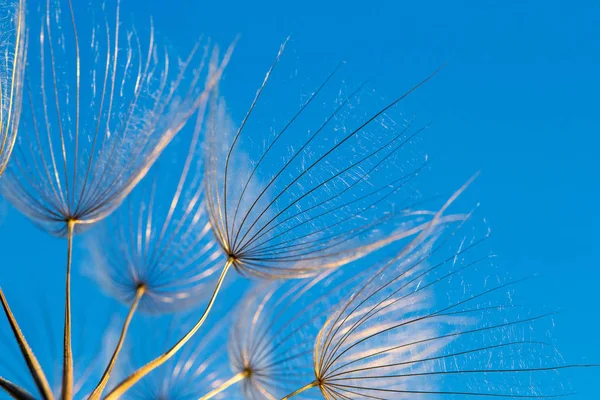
[0,0,598,397]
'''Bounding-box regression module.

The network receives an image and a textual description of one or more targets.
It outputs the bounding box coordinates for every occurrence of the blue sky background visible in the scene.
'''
[0,0,598,398]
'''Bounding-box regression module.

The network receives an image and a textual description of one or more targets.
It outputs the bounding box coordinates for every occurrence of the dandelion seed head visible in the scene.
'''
[204,44,442,280]
[228,271,353,399]
[88,106,227,313]
[309,211,574,399]
[0,0,231,236]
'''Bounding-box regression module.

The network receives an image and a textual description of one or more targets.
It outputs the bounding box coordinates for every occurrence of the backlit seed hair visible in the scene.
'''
[211,187,464,399]
[205,41,442,279]
[279,203,594,399]
[0,0,26,176]
[104,47,452,397]
[0,2,232,398]
[91,97,226,314]
[226,271,361,399]
[0,0,230,236]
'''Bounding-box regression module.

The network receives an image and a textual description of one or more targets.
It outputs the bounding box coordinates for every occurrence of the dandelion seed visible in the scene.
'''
[204,52,440,280]
[217,271,359,399]
[90,165,224,315]
[0,1,232,398]
[0,1,228,236]
[89,85,226,315]
[278,198,596,399]
[106,42,445,397]
[85,95,227,398]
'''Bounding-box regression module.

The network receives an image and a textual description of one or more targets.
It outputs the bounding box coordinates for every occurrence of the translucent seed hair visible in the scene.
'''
[0,0,230,236]
[0,0,26,176]
[90,93,226,314]
[205,41,443,279]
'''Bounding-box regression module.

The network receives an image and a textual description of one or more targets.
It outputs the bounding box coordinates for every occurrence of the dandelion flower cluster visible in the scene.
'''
[0,1,595,400]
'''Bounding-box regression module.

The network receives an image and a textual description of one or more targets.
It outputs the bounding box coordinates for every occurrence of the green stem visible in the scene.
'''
[104,258,234,399]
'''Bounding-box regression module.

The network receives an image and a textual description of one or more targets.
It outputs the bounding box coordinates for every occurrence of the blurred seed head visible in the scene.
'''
[89,103,227,314]
[227,272,355,399]
[124,312,233,400]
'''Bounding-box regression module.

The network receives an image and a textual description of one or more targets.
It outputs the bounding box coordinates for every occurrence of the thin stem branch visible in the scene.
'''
[281,381,318,400]
[198,370,248,400]
[0,377,36,400]
[87,285,146,400]
[104,258,234,399]
[0,290,54,400]
[61,219,75,400]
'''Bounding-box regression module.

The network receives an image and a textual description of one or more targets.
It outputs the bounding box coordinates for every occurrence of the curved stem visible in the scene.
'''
[61,219,75,400]
[0,290,54,400]
[0,376,36,400]
[87,285,146,400]
[199,370,248,400]
[281,381,318,400]
[105,258,234,399]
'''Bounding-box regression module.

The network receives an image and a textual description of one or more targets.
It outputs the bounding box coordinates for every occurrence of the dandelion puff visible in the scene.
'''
[278,197,597,399]
[0,0,229,236]
[0,0,25,177]
[88,83,226,315]
[220,270,360,400]
[0,1,232,398]
[85,96,229,398]
[193,183,466,400]
[107,43,447,398]
[205,43,441,279]
[89,153,224,315]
